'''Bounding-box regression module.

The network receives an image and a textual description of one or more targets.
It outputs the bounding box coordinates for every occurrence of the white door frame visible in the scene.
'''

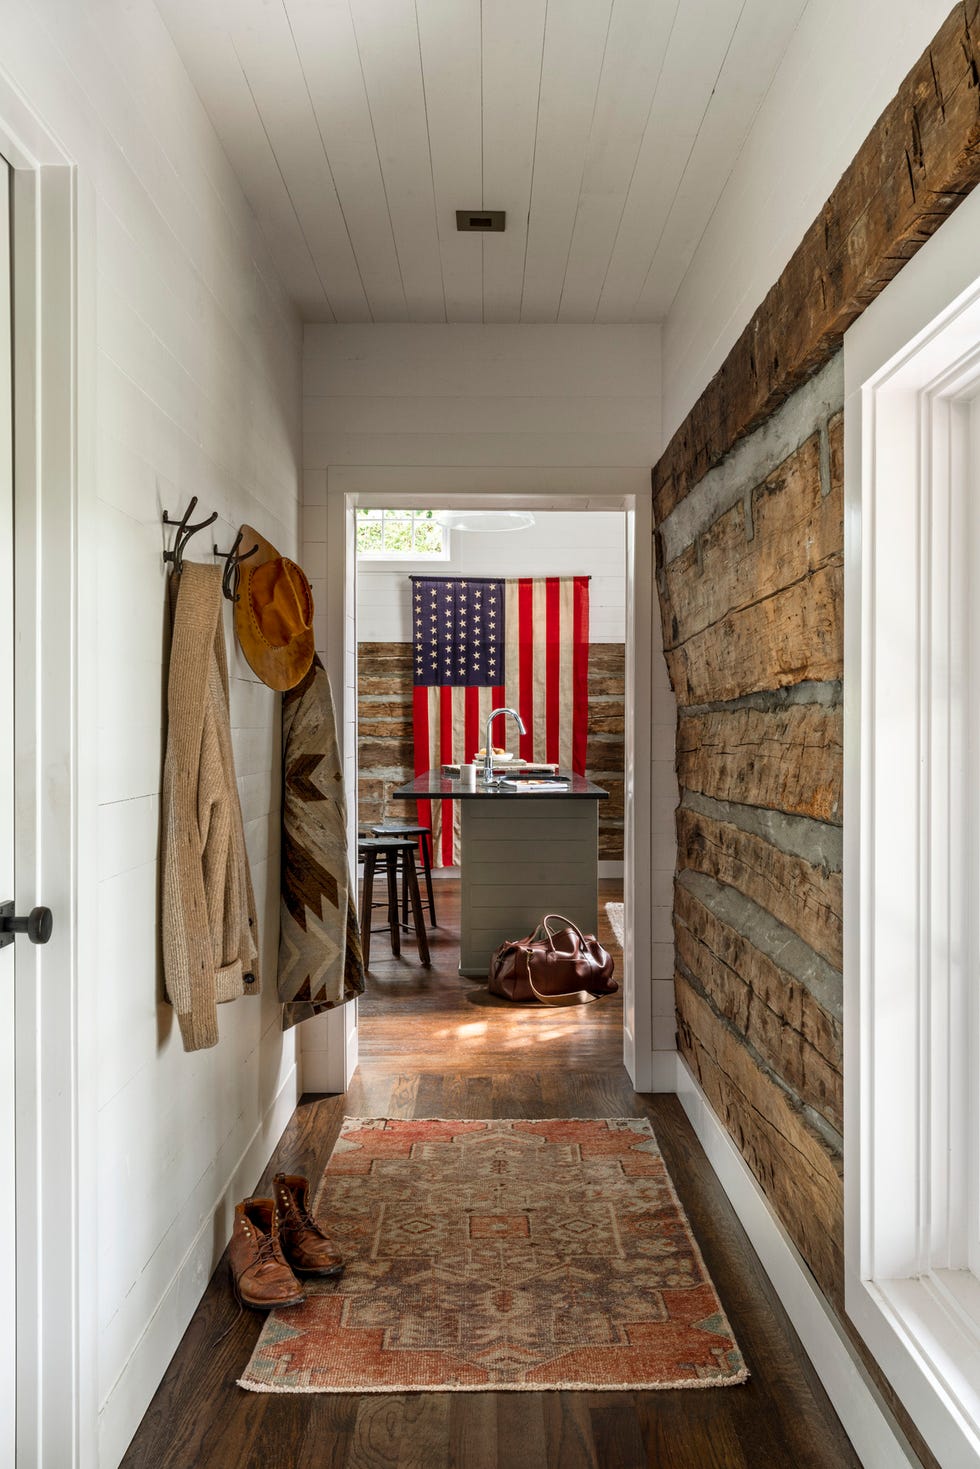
[844,175,980,1468]
[318,474,655,1092]
[0,73,95,1469]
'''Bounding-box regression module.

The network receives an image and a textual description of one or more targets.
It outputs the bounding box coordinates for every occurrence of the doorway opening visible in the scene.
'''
[323,488,654,1093]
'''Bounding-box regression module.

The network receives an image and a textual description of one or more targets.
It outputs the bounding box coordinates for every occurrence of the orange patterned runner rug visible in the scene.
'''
[239,1117,748,1394]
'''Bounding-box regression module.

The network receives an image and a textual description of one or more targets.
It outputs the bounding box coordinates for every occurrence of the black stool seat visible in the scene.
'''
[368,821,436,928]
[357,836,430,972]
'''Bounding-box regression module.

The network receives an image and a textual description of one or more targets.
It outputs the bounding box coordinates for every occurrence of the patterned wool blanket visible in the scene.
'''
[279,656,365,1029]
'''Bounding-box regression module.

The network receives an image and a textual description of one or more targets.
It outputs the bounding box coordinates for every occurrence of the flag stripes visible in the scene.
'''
[412,575,590,867]
[505,576,589,779]
[413,682,505,867]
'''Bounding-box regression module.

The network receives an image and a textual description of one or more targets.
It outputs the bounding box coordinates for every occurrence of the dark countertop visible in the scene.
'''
[392,769,609,800]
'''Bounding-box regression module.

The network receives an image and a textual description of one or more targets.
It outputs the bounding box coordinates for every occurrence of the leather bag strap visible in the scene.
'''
[541,913,589,949]
[526,970,599,1007]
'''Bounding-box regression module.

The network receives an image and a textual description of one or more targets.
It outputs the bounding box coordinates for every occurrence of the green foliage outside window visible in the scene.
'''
[356,508,447,559]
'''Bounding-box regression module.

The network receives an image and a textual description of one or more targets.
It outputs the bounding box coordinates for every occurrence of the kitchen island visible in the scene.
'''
[392,770,608,978]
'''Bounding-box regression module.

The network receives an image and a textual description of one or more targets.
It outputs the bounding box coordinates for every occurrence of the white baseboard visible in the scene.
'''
[674,1055,918,1468]
[643,1050,679,1092]
[98,1062,301,1469]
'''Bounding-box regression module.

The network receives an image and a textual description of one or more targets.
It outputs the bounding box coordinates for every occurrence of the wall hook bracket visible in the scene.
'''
[163,497,218,574]
[214,528,259,603]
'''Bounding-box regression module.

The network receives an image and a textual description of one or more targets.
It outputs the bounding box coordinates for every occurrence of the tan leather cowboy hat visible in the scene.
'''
[233,525,315,692]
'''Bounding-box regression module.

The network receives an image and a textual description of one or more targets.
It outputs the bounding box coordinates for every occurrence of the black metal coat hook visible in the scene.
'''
[163,496,218,574]
[214,528,260,602]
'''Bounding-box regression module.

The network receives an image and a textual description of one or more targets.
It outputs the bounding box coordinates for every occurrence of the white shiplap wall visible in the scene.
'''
[300,322,678,1078]
[1,5,302,1465]
[357,511,626,644]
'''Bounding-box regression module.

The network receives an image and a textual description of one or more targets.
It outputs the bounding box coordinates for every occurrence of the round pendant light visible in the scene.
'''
[433,510,536,533]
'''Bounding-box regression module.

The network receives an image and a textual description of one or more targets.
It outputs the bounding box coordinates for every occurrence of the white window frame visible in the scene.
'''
[355,507,450,561]
[845,178,980,1467]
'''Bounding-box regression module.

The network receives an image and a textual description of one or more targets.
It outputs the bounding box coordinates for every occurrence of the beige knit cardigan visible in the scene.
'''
[161,562,259,1051]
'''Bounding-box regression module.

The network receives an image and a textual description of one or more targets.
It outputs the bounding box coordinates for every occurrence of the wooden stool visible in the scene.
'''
[369,821,436,927]
[357,836,431,972]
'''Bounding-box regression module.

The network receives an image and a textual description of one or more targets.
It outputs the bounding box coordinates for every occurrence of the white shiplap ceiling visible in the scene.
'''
[157,0,808,324]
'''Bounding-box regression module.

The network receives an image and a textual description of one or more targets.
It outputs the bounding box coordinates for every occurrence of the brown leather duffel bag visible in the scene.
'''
[488,914,618,1006]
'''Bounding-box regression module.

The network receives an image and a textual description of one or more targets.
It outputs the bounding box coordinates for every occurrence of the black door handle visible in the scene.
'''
[0,902,53,948]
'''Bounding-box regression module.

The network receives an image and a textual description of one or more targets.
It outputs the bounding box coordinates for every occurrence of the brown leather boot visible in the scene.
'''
[228,1198,306,1308]
[273,1173,344,1277]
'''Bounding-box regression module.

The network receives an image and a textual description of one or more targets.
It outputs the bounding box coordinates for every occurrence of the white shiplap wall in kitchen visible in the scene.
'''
[356,512,627,644]
[1,4,302,1465]
[156,0,808,326]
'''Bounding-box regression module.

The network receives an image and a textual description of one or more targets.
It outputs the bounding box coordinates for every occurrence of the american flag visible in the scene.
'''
[411,575,590,866]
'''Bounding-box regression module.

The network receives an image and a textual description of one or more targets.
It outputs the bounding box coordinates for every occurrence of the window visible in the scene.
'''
[845,179,980,1467]
[356,508,448,560]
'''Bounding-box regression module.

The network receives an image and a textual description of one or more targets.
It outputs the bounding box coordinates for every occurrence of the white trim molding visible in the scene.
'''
[306,473,663,1094]
[0,73,93,1469]
[845,179,980,1466]
[675,1055,919,1467]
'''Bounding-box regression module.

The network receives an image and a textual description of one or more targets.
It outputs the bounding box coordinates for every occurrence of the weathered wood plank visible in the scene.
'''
[675,881,842,1132]
[677,703,842,823]
[675,977,844,1307]
[358,641,415,663]
[587,705,625,735]
[589,644,625,673]
[585,737,625,772]
[662,434,841,652]
[665,562,843,705]
[652,3,980,525]
[358,736,414,770]
[676,805,842,970]
[358,710,413,738]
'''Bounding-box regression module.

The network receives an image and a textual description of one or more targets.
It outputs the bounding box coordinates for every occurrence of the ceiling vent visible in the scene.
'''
[456,210,505,232]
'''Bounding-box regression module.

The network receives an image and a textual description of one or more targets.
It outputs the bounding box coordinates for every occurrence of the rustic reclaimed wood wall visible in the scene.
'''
[659,357,845,1304]
[356,642,625,858]
[652,2,980,528]
[652,10,980,1465]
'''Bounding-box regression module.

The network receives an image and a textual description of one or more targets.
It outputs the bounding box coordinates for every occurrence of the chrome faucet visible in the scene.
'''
[483,706,527,785]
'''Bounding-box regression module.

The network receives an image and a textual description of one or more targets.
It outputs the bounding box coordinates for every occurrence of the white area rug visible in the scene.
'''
[605,902,625,949]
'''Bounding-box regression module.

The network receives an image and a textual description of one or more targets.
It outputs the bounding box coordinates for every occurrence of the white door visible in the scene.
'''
[0,151,15,1467]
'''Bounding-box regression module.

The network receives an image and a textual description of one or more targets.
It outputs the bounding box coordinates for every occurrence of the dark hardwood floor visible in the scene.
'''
[121,882,859,1468]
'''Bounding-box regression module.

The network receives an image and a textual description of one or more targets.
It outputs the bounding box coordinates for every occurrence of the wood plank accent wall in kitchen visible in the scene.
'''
[357,642,625,859]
